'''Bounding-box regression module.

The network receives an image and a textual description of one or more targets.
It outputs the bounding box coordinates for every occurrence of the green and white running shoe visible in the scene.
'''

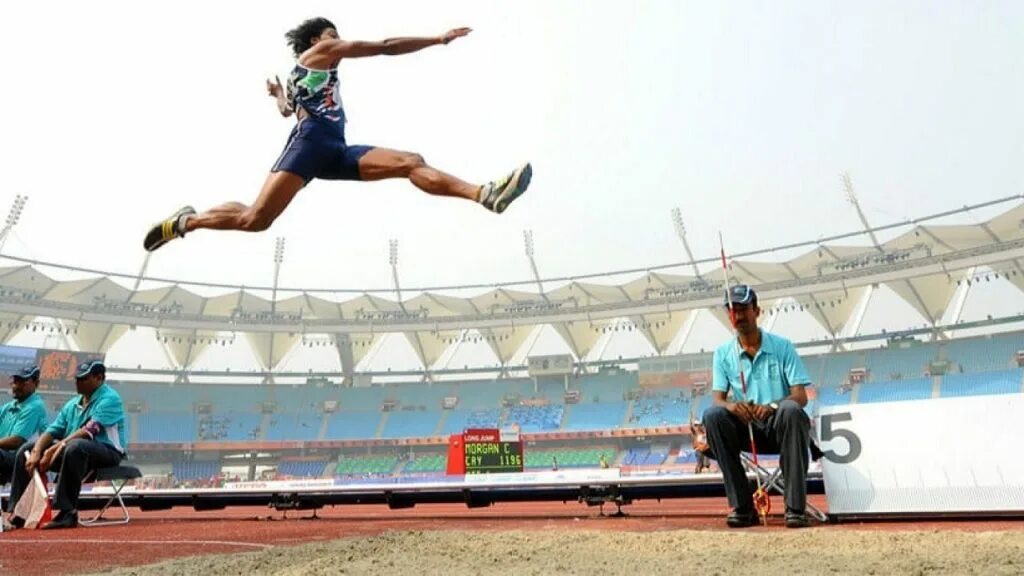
[480,163,532,214]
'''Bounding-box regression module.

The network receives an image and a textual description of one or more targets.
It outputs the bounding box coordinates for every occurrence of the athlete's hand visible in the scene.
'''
[440,27,472,45]
[266,76,285,98]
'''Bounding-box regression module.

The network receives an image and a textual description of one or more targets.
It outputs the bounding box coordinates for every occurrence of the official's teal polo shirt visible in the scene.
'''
[0,391,48,442]
[46,383,127,454]
[712,329,811,405]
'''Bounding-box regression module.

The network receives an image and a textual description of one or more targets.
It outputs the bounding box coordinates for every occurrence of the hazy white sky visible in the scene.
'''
[2,0,1021,291]
[1,1,1023,371]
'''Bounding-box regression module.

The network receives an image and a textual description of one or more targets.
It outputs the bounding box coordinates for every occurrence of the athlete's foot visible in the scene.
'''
[143,206,196,252]
[480,162,532,214]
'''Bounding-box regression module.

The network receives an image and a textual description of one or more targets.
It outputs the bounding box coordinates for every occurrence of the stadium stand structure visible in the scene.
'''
[110,332,1024,448]
[277,460,330,478]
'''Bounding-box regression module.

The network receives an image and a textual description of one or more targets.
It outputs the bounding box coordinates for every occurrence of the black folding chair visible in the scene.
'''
[79,465,142,527]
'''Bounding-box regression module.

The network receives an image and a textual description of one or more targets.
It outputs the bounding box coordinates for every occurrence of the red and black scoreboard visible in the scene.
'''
[446,428,524,475]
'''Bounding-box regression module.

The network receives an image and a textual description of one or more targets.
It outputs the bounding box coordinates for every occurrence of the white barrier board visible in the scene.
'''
[817,393,1024,515]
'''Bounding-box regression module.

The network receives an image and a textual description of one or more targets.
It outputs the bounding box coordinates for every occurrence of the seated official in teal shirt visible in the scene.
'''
[6,360,125,530]
[0,365,48,487]
[703,284,813,529]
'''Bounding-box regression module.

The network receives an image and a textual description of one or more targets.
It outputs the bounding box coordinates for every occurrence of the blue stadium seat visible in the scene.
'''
[503,405,564,432]
[625,396,689,428]
[266,412,322,441]
[857,377,933,403]
[944,335,1024,373]
[562,402,628,431]
[138,411,195,443]
[324,411,383,439]
[171,460,220,481]
[940,369,1022,398]
[379,410,442,438]
[277,460,328,478]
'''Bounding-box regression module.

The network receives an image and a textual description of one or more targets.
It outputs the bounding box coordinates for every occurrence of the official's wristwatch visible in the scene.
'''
[769,402,779,411]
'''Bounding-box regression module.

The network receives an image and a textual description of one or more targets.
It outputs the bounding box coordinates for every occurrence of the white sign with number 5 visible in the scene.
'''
[817,393,1024,516]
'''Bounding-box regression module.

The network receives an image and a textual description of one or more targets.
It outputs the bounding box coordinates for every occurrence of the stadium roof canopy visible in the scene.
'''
[1,198,1024,372]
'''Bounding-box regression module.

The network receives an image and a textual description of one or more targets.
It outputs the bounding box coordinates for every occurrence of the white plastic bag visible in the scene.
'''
[13,470,52,529]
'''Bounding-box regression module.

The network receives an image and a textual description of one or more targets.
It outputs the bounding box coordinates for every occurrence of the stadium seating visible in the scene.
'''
[138,411,195,443]
[325,411,383,440]
[524,448,615,469]
[944,335,1024,373]
[171,460,220,481]
[818,351,863,389]
[856,377,934,403]
[561,402,628,431]
[335,455,398,476]
[940,369,1022,398]
[573,372,637,403]
[694,395,714,422]
[626,396,689,428]
[338,386,388,411]
[815,385,852,407]
[674,449,699,464]
[404,454,448,473]
[801,355,825,388]
[119,333,1024,449]
[455,379,533,409]
[865,342,938,380]
[198,411,262,441]
[379,410,442,439]
[503,405,564,432]
[277,460,329,478]
[622,446,669,467]
[440,408,501,435]
[266,412,322,441]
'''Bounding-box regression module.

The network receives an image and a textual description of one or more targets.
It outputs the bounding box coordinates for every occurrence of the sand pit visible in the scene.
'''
[99,528,1024,576]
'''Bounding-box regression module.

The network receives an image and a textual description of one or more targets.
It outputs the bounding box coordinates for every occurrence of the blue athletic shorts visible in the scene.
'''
[271,118,375,183]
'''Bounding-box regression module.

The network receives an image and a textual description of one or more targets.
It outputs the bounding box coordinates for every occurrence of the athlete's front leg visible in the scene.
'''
[357,148,532,213]
[357,148,479,200]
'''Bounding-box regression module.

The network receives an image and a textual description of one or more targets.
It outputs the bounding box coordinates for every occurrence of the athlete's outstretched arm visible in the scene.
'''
[266,76,293,118]
[323,27,471,60]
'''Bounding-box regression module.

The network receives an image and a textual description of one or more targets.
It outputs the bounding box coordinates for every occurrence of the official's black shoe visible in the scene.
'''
[726,508,758,528]
[2,515,25,531]
[785,509,810,529]
[41,509,79,530]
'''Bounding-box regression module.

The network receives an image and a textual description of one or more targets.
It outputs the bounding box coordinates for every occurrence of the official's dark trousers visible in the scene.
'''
[703,399,810,513]
[7,439,122,513]
[0,447,18,485]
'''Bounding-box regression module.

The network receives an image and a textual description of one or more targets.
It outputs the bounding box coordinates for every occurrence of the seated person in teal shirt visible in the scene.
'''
[6,360,126,530]
[704,285,813,529]
[0,365,48,486]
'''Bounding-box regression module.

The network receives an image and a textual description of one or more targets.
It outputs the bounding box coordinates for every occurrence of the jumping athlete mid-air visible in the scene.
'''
[144,17,532,252]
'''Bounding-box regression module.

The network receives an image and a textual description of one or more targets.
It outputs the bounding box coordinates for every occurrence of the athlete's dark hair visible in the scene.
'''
[285,17,337,57]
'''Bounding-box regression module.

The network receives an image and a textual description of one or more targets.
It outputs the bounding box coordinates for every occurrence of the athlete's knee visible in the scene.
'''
[238,208,275,232]
[399,152,426,174]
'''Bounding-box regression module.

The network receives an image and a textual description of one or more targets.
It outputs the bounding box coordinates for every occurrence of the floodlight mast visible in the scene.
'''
[671,207,703,280]
[524,230,547,299]
[842,173,882,251]
[266,236,286,380]
[0,195,28,255]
